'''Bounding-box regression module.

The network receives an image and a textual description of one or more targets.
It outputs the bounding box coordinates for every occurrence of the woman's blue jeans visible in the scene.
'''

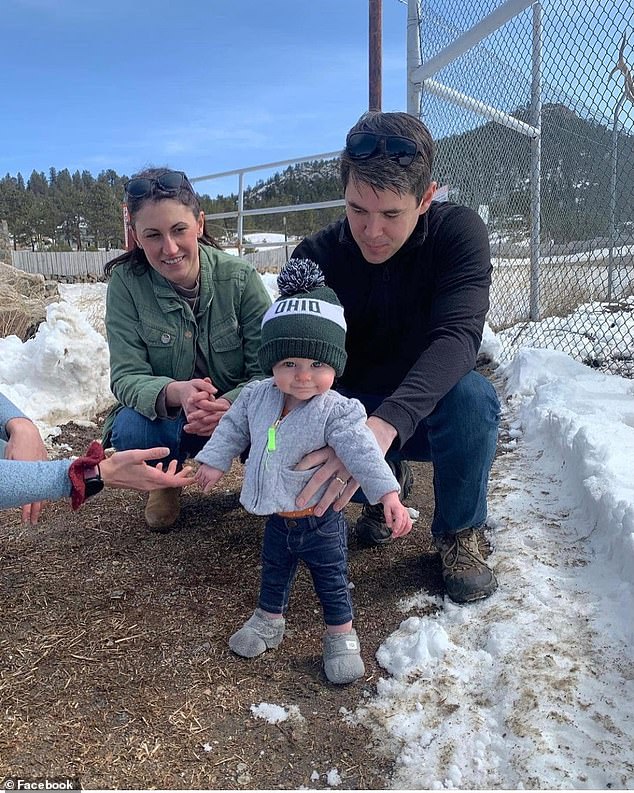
[338,370,500,537]
[110,408,208,466]
[259,508,353,627]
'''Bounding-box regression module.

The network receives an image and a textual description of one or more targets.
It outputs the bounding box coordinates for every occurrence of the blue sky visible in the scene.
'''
[2,0,410,196]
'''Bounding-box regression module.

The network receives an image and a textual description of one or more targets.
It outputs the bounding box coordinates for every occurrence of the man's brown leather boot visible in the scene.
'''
[144,488,181,532]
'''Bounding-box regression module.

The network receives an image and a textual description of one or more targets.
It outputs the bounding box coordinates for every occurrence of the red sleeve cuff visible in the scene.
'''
[68,440,106,510]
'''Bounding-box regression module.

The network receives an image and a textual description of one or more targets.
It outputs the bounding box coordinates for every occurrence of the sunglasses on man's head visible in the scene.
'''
[345,132,420,167]
[125,170,195,199]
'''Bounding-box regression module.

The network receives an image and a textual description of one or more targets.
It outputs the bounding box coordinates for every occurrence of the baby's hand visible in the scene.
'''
[381,491,413,538]
[194,463,224,493]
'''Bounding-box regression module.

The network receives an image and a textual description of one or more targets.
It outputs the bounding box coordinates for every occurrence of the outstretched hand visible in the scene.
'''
[99,447,194,491]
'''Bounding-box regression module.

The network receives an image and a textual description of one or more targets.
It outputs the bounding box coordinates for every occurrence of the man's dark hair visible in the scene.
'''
[340,111,435,203]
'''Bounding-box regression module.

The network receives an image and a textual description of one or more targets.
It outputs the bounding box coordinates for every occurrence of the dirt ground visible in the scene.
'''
[0,414,446,790]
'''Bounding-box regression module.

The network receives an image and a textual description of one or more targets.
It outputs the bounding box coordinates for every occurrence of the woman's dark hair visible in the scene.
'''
[104,167,222,278]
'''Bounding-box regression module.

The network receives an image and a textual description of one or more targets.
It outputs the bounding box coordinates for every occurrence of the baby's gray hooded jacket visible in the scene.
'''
[195,378,400,516]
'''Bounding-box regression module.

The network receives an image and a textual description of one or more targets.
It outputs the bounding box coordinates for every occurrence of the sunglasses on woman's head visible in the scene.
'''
[125,170,195,199]
[345,132,420,167]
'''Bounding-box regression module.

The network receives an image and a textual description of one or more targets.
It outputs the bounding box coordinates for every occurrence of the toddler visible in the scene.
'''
[195,259,412,684]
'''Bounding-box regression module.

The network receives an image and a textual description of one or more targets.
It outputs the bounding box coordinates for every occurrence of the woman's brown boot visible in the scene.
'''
[144,488,181,532]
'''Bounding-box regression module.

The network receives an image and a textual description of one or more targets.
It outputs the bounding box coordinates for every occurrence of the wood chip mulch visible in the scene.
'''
[0,414,445,790]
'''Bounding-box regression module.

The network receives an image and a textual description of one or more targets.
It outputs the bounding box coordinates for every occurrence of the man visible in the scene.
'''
[292,111,500,604]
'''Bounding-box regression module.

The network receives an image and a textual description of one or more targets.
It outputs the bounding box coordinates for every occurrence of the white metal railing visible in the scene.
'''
[191,151,345,256]
[10,151,347,275]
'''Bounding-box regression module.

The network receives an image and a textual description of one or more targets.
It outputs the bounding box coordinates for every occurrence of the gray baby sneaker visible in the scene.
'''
[229,608,286,658]
[322,629,365,684]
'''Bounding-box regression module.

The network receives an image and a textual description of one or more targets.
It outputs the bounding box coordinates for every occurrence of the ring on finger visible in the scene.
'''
[333,476,348,487]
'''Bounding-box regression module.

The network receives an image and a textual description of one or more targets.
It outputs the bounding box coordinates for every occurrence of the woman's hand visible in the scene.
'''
[5,417,48,461]
[99,447,194,491]
[166,377,216,411]
[5,416,49,524]
[184,397,231,436]
[165,378,229,436]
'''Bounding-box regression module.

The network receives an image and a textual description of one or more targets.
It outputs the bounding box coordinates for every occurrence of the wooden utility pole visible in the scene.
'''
[369,0,382,110]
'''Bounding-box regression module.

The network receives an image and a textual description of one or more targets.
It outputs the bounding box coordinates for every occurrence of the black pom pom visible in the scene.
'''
[277,258,325,297]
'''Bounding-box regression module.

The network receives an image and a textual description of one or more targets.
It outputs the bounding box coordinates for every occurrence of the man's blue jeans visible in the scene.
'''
[338,370,500,538]
[110,407,208,465]
[259,508,353,627]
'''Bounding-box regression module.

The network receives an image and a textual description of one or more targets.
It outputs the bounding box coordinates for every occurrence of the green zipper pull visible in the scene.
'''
[268,415,283,452]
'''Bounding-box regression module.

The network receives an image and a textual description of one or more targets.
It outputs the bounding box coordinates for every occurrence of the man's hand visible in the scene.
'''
[366,415,398,454]
[294,446,358,516]
[295,414,399,517]
[5,416,49,524]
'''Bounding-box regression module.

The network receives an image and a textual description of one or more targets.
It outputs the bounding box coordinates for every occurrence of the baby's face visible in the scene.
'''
[272,358,336,401]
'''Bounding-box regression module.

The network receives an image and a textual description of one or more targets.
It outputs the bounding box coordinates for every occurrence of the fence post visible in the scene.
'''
[407,0,422,115]
[529,1,542,321]
[369,0,382,111]
[609,93,627,303]
[237,172,245,257]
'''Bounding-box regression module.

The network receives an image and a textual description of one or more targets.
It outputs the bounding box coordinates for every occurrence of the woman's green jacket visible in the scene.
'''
[103,244,272,442]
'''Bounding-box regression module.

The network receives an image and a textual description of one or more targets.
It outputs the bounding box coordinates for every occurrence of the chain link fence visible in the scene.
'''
[414,0,634,375]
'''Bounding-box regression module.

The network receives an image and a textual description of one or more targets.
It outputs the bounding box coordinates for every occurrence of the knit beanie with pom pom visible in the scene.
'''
[258,258,347,377]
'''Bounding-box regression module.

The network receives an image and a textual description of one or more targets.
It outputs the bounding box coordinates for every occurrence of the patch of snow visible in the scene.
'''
[250,702,304,724]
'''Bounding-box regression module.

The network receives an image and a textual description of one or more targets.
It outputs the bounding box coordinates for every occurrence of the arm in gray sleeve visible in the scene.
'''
[195,384,253,471]
[325,398,399,504]
[0,458,73,510]
[0,392,27,442]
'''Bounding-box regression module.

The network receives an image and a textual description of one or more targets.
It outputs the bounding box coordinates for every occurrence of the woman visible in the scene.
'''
[1,391,191,522]
[104,168,272,531]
